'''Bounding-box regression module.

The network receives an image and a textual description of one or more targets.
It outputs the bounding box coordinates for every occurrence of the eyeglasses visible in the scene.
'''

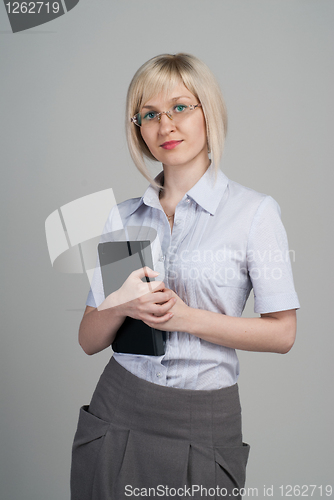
[131,103,202,128]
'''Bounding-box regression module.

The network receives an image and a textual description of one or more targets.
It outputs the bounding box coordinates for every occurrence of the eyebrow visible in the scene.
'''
[141,95,192,110]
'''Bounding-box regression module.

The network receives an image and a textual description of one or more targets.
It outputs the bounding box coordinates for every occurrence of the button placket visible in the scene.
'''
[166,198,194,287]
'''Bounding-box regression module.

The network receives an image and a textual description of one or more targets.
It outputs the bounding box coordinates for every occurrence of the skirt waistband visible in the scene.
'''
[88,357,242,446]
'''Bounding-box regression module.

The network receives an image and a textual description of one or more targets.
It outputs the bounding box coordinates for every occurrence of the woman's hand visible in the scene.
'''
[144,289,190,332]
[98,267,176,325]
[143,290,296,354]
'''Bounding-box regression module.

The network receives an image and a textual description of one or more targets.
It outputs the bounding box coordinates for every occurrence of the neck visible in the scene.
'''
[160,157,211,203]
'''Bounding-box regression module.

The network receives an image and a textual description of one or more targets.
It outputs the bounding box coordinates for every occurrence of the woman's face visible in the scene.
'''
[139,82,209,171]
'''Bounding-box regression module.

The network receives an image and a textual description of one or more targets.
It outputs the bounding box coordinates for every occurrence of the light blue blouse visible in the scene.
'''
[87,165,300,390]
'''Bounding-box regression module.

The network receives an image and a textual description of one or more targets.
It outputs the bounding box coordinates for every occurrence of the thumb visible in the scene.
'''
[133,266,159,280]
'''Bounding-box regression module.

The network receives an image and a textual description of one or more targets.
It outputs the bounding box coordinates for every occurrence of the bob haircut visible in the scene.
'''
[126,53,227,187]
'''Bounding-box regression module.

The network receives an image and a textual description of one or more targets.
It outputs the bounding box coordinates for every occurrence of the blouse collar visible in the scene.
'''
[130,163,229,216]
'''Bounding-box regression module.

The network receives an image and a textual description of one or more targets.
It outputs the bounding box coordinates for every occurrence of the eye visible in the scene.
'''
[143,111,158,121]
[173,104,188,113]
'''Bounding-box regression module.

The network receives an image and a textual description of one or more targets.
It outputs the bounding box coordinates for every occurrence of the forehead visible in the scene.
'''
[141,82,196,108]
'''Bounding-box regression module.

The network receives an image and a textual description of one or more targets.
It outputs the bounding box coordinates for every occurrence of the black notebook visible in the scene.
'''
[98,240,166,356]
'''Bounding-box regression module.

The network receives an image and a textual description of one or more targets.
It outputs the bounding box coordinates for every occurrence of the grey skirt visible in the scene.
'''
[71,357,250,500]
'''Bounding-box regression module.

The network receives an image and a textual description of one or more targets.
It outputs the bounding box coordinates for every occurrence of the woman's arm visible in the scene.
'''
[145,291,297,354]
[79,267,175,355]
[78,304,126,356]
[80,268,296,355]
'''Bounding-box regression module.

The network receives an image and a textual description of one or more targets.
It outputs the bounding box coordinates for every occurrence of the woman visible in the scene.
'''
[71,53,300,500]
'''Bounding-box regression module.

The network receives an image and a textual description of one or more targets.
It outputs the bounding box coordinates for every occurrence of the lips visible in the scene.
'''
[160,140,183,150]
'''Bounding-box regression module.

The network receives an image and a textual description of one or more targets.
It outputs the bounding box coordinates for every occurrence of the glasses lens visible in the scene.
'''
[134,104,199,128]
[140,110,160,127]
[135,113,141,126]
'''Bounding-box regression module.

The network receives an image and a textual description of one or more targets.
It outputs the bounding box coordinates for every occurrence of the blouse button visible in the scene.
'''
[175,220,181,226]
[156,372,162,378]
[159,255,165,262]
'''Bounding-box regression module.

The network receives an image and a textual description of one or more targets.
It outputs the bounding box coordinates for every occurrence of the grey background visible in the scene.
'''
[1,1,333,499]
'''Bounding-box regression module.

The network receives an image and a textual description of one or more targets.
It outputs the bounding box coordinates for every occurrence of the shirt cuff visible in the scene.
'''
[254,292,300,314]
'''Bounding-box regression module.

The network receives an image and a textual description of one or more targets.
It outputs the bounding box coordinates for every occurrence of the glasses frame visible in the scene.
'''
[131,103,202,127]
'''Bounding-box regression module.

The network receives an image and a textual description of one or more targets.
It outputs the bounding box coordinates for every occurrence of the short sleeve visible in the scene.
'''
[247,196,300,314]
[86,261,104,308]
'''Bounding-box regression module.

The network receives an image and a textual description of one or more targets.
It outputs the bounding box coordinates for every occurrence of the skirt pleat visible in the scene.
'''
[71,357,250,500]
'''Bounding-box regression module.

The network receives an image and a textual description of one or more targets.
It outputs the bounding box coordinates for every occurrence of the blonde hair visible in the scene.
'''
[126,53,227,186]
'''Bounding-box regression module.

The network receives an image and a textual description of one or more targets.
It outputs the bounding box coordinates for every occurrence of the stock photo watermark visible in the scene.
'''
[3,0,80,33]
[166,245,295,283]
[124,483,333,497]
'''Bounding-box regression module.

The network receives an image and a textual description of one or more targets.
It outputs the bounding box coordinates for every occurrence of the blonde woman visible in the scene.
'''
[71,53,299,500]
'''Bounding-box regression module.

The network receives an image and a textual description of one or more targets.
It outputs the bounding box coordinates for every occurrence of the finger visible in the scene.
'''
[161,290,175,300]
[136,282,165,299]
[156,292,176,305]
[152,299,176,317]
[150,292,176,306]
[158,286,174,293]
[144,311,173,326]
[131,266,159,280]
[134,293,174,314]
[150,280,166,293]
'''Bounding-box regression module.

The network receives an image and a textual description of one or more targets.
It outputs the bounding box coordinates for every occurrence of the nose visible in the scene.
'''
[158,112,175,134]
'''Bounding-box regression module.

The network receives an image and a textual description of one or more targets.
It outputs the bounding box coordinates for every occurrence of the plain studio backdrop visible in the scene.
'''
[0,1,333,499]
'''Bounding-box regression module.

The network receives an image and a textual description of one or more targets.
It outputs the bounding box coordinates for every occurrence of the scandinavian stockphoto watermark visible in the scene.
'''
[168,246,296,265]
[3,0,80,33]
[165,245,296,283]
